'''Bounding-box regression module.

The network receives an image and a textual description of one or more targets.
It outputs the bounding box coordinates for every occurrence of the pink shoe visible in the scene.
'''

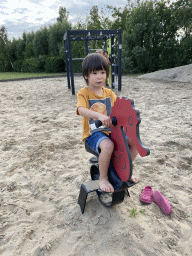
[152,190,172,215]
[140,186,152,204]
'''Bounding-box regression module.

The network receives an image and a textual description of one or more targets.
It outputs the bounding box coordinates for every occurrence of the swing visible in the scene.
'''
[78,97,150,213]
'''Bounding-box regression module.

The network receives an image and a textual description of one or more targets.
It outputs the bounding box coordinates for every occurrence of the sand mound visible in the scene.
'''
[0,74,191,255]
[138,64,192,83]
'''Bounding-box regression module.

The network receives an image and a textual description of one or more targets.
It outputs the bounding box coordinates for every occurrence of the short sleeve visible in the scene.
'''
[76,88,88,115]
[110,90,117,107]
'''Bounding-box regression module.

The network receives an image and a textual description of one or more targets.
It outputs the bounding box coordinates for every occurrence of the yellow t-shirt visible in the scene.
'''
[76,86,117,142]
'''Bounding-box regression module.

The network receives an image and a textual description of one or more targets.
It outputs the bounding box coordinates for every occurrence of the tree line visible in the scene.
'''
[0,0,192,74]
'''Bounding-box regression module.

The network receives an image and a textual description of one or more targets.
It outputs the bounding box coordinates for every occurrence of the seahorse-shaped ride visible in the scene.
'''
[110,97,150,182]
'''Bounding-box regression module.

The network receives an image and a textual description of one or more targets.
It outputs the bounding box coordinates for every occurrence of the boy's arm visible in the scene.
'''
[78,107,112,128]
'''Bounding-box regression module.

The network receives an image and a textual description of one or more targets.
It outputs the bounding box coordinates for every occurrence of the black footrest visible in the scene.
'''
[78,181,99,214]
[97,190,125,207]
[78,180,127,213]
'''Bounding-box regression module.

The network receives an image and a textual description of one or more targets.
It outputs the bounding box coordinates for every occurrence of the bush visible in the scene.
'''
[159,39,181,69]
[0,60,12,72]
[179,36,192,66]
[122,45,156,74]
[122,56,134,74]
[71,40,85,73]
[24,42,35,59]
[72,59,83,73]
[22,57,43,73]
[13,60,23,72]
[0,60,5,72]
[45,56,65,73]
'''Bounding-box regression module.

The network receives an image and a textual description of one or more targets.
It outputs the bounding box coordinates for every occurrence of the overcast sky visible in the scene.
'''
[0,0,177,41]
[0,0,129,41]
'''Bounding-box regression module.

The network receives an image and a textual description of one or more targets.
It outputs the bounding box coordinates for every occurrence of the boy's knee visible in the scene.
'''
[100,139,114,153]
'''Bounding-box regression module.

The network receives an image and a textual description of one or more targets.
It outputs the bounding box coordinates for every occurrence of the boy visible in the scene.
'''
[76,53,138,193]
[103,50,111,87]
[103,50,111,66]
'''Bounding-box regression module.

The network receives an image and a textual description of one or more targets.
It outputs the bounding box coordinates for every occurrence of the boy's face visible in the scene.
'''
[85,69,107,89]
[104,52,108,58]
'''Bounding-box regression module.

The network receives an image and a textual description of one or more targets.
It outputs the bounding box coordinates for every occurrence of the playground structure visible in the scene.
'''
[78,97,150,214]
[63,29,122,95]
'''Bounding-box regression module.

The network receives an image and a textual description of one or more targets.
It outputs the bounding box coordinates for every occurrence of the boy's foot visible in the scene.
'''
[130,175,139,183]
[99,177,114,193]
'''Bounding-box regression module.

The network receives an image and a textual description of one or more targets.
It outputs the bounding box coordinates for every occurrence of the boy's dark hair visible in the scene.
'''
[82,53,109,84]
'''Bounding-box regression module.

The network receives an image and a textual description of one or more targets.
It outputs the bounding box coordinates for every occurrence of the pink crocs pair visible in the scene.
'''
[140,186,172,215]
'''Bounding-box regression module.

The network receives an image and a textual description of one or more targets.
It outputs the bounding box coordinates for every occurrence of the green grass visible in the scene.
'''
[129,207,146,218]
[0,72,66,80]
[129,207,139,217]
[0,72,141,81]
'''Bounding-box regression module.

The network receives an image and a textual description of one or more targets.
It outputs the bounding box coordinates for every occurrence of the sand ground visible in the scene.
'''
[0,67,192,255]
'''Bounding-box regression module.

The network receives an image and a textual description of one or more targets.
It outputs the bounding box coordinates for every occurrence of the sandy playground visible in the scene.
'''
[0,65,192,255]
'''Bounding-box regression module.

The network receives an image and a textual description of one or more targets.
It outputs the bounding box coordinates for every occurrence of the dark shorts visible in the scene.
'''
[85,131,110,154]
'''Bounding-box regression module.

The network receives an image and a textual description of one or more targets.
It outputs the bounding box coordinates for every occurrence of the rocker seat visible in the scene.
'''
[85,141,99,158]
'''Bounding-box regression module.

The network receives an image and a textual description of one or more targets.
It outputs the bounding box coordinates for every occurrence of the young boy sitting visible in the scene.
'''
[76,53,138,193]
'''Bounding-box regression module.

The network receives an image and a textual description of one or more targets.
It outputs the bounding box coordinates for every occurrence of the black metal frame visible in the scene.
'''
[63,29,122,95]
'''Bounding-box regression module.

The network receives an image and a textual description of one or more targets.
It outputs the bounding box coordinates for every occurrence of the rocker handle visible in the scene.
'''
[95,116,117,128]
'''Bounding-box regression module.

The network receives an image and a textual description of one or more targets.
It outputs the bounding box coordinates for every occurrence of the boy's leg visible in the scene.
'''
[99,138,114,193]
[127,138,138,161]
[127,138,139,183]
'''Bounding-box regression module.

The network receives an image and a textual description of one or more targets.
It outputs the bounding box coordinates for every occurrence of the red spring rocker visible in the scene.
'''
[78,97,150,213]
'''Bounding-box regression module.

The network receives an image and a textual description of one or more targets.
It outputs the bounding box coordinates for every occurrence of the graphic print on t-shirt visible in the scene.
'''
[88,97,112,132]
[90,102,107,119]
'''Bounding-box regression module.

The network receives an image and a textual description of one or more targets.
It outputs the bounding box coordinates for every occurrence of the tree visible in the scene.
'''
[24,42,35,59]
[15,38,26,60]
[49,21,71,57]
[122,0,186,73]
[155,0,180,69]
[0,26,8,46]
[26,31,35,45]
[155,0,178,40]
[0,26,12,71]
[86,6,105,51]
[9,35,27,62]
[0,26,8,63]
[107,5,130,31]
[87,5,102,30]
[172,0,192,37]
[179,36,192,65]
[73,21,86,30]
[8,38,17,63]
[57,6,69,23]
[33,27,49,58]
[22,31,27,45]
[123,1,163,73]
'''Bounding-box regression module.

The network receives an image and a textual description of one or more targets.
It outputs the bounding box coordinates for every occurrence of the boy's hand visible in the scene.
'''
[97,114,112,128]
